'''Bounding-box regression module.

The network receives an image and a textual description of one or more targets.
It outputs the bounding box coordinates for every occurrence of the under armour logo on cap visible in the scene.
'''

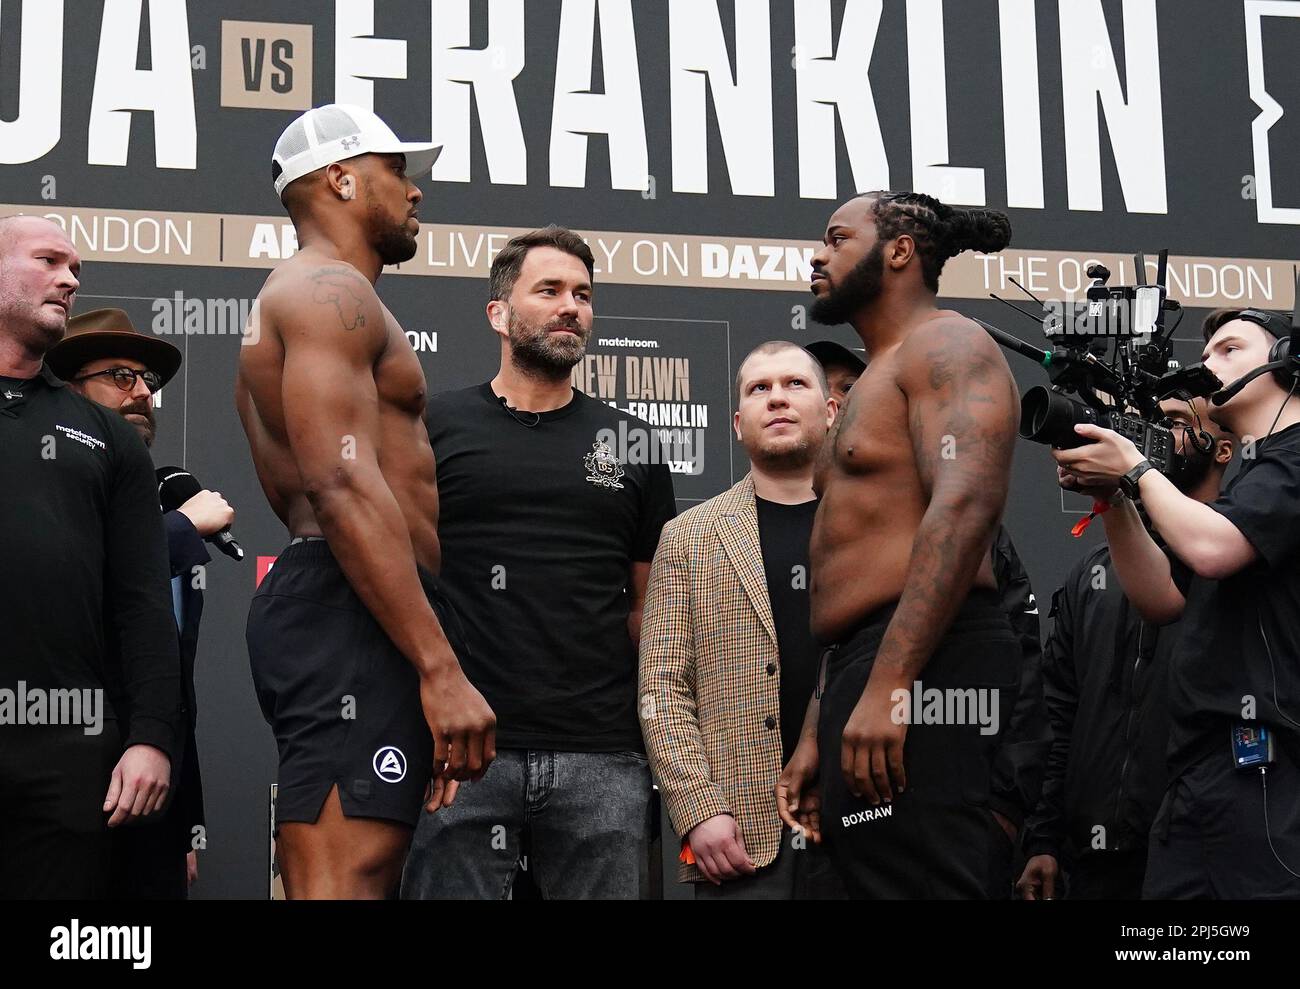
[270,103,442,198]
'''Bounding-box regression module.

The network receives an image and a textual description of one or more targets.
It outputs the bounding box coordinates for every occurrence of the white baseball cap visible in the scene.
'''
[271,103,441,198]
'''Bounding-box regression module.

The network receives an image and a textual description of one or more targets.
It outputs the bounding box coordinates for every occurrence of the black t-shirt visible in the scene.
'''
[755,496,820,762]
[0,364,180,756]
[1167,422,1300,776]
[426,383,676,751]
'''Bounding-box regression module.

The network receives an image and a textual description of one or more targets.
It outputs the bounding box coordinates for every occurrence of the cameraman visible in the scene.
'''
[1053,309,1300,898]
[1019,398,1232,899]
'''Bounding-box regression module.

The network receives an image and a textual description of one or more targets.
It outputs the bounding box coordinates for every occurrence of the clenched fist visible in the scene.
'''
[178,489,235,537]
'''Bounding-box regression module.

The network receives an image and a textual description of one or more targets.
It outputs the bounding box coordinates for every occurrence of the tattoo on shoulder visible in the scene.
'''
[911,322,1018,487]
[929,357,956,392]
[926,323,995,393]
[310,266,370,331]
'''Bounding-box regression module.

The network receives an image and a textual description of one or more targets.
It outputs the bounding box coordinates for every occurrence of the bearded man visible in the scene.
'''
[401,226,677,900]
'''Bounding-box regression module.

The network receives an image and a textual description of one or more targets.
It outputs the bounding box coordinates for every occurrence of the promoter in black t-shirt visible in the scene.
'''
[755,496,820,762]
[1167,421,1300,775]
[426,383,676,751]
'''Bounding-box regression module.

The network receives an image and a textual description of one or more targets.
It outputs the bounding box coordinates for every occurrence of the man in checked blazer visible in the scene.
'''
[639,341,843,898]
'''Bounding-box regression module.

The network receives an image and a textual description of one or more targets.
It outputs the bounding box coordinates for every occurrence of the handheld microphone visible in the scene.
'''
[156,466,245,561]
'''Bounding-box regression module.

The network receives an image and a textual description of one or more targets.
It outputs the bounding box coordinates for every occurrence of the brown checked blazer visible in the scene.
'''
[639,474,789,883]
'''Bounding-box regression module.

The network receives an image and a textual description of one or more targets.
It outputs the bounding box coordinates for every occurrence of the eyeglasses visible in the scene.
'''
[74,367,163,393]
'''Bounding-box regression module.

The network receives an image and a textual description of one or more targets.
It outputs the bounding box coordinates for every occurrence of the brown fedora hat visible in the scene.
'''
[46,308,182,387]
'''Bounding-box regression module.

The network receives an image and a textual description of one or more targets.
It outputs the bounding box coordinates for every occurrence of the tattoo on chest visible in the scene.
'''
[311,268,368,331]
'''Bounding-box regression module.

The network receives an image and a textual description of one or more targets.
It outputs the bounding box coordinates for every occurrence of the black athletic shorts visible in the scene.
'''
[247,539,470,829]
[817,589,1020,898]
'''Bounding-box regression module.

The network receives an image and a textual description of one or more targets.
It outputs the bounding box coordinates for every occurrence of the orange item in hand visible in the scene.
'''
[1071,497,1113,538]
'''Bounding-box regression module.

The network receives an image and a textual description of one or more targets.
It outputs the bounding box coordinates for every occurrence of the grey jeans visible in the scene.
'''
[400,748,653,900]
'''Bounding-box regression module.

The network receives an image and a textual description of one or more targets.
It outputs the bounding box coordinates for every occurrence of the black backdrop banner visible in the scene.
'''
[3,0,1298,898]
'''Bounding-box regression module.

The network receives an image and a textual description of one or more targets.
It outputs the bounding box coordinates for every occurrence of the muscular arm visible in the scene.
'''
[837,318,1019,804]
[273,265,456,676]
[872,318,1020,685]
[269,263,493,782]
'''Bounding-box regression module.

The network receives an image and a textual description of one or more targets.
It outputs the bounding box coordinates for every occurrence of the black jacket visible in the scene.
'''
[4,365,182,757]
[163,510,208,847]
[1021,544,1177,864]
[989,527,1050,829]
[107,509,209,854]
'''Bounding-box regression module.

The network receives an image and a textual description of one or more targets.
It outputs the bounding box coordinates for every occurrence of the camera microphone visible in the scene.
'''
[156,466,245,561]
[1210,361,1289,407]
[1213,269,1300,407]
[972,318,1052,367]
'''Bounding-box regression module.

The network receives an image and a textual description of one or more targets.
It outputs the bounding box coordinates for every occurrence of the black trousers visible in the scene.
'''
[0,723,122,899]
[1144,740,1300,899]
[110,818,187,900]
[817,590,1020,899]
[1068,849,1148,900]
[109,721,200,900]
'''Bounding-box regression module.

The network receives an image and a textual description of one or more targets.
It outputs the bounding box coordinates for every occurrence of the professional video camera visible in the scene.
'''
[976,250,1222,475]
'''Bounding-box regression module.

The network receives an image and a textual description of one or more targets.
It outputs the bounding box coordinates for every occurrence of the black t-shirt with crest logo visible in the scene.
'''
[426,382,676,751]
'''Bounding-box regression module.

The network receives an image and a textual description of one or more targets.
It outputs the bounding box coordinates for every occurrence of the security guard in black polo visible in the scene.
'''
[0,215,181,899]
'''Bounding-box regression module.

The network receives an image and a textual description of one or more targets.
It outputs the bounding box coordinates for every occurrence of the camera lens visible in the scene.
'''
[1020,387,1090,448]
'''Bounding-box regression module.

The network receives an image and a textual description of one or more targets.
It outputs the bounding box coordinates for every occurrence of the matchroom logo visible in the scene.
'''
[221,21,313,111]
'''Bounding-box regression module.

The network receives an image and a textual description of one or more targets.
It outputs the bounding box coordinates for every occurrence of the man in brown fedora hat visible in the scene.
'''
[49,307,234,898]
[47,307,182,449]
[0,216,181,899]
